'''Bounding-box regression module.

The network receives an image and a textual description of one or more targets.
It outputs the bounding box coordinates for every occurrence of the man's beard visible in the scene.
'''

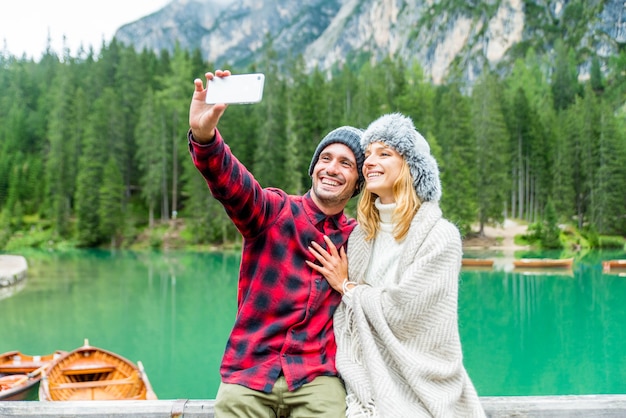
[312,183,352,206]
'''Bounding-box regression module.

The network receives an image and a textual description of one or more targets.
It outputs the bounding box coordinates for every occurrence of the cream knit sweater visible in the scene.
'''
[336,201,485,417]
[365,199,404,287]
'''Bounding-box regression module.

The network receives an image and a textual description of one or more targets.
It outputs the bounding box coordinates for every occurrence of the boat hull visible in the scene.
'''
[0,375,40,401]
[39,341,157,401]
[513,258,574,269]
[0,350,66,401]
[462,258,494,268]
[602,259,626,272]
[0,351,65,375]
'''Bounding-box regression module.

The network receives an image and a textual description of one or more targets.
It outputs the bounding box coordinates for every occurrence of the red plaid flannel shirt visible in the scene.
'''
[188,129,356,392]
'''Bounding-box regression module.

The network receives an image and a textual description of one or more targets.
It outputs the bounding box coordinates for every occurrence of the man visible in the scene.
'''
[188,69,365,417]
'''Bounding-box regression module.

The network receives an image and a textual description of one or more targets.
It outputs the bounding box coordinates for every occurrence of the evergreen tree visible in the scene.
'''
[156,44,195,220]
[135,89,168,228]
[561,99,590,230]
[327,63,360,128]
[286,59,327,193]
[435,83,477,235]
[397,62,436,137]
[506,88,531,220]
[540,199,562,249]
[23,156,45,215]
[471,72,510,233]
[504,50,557,223]
[588,92,626,234]
[589,56,604,94]
[181,167,235,245]
[353,61,393,126]
[606,50,626,108]
[75,129,104,247]
[254,75,288,189]
[253,46,288,189]
[98,157,125,247]
[550,112,575,220]
[45,63,79,238]
[0,101,29,213]
[4,158,23,219]
[551,40,579,111]
[113,45,150,197]
[378,56,407,112]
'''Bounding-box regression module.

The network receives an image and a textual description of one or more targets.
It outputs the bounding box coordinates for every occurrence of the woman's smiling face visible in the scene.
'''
[363,142,403,204]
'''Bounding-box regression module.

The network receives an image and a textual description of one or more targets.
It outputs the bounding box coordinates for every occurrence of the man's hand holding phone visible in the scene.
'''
[190,70,266,144]
[189,70,231,144]
[205,73,265,105]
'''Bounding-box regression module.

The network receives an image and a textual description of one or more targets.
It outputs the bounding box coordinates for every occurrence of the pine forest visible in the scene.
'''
[0,39,625,250]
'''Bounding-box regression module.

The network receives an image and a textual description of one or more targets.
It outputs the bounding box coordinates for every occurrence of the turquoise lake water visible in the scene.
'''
[1,248,625,400]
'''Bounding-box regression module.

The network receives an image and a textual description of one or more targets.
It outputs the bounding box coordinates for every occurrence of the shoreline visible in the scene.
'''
[462,219,530,252]
[0,254,28,287]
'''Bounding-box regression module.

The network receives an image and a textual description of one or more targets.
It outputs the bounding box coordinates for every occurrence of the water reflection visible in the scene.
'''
[460,250,626,396]
[0,279,26,301]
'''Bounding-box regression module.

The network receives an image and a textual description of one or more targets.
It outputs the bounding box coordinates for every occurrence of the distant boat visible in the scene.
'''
[39,340,157,401]
[462,258,494,268]
[602,259,626,272]
[513,258,574,269]
[0,350,65,401]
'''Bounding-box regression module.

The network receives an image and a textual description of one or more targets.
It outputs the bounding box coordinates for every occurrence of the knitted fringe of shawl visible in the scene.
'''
[343,306,378,417]
[346,393,379,417]
[344,305,363,365]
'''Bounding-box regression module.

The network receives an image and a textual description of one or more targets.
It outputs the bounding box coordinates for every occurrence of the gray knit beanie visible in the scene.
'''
[361,113,441,202]
[309,126,365,196]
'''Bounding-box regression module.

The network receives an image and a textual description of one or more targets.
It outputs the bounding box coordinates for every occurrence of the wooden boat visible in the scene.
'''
[0,373,41,401]
[462,258,494,268]
[513,258,574,269]
[602,259,626,272]
[0,350,65,401]
[39,340,157,401]
[0,350,65,375]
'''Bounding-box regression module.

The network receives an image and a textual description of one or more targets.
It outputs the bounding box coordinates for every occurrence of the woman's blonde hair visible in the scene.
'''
[357,158,421,242]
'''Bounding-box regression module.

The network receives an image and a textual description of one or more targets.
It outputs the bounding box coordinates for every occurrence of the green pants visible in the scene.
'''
[214,375,347,418]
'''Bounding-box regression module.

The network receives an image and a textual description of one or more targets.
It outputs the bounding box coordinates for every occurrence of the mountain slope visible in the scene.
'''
[114,0,626,84]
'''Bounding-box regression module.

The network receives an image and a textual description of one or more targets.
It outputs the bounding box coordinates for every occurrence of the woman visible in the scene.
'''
[307,113,485,417]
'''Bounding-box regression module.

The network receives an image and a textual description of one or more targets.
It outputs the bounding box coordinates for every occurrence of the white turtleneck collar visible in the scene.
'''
[364,198,405,287]
[375,198,396,233]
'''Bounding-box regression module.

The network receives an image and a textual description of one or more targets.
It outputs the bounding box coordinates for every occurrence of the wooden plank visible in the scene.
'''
[61,365,116,375]
[0,400,214,417]
[2,395,626,417]
[481,395,626,417]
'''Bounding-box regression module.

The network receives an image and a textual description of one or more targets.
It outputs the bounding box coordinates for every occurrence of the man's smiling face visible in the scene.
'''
[310,143,359,214]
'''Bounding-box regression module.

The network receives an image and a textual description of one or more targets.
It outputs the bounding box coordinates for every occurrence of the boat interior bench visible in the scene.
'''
[0,362,42,374]
[50,376,135,390]
[60,360,116,375]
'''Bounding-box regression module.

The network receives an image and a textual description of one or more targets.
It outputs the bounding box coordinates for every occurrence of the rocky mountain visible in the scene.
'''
[114,0,625,84]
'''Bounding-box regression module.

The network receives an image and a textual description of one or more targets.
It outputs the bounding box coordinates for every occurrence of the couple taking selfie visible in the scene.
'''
[188,70,485,418]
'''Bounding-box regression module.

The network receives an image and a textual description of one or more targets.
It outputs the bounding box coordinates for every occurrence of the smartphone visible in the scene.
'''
[205,73,265,104]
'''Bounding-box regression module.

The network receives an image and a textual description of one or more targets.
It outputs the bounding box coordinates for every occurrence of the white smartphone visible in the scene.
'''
[205,73,265,104]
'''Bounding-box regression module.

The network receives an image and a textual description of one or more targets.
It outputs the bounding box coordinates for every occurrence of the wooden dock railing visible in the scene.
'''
[2,395,626,417]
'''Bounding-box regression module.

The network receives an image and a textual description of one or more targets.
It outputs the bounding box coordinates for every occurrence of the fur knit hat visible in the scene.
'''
[309,126,365,196]
[361,113,441,202]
